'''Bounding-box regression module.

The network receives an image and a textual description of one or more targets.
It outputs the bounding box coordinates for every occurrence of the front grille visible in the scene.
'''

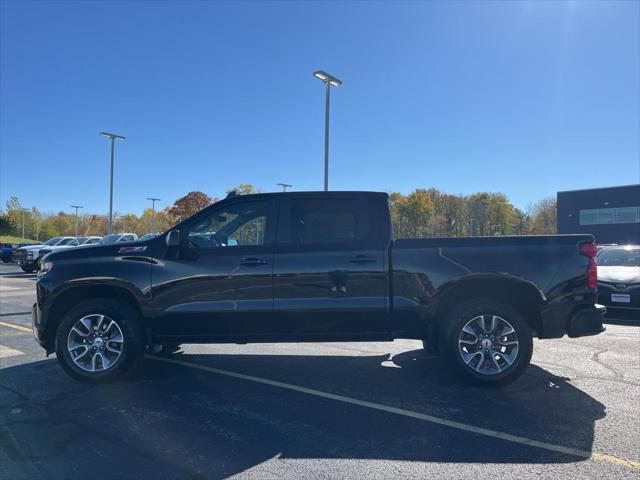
[12,250,27,261]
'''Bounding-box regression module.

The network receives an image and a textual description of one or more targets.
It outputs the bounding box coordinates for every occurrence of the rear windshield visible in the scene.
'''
[598,248,640,267]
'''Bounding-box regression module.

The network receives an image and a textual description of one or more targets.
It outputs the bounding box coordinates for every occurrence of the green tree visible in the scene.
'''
[510,208,529,235]
[0,211,16,235]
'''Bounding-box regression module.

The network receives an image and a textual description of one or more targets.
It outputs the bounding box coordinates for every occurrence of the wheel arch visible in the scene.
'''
[44,282,148,349]
[429,274,546,338]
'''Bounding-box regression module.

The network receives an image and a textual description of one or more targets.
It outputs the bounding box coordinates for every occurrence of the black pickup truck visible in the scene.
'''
[33,191,605,386]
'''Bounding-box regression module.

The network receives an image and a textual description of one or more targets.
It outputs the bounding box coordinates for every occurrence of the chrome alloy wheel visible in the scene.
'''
[67,314,124,372]
[457,314,519,375]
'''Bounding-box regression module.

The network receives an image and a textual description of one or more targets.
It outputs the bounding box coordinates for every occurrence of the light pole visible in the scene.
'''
[469,218,477,236]
[99,131,126,234]
[147,197,160,232]
[313,70,342,191]
[277,183,292,192]
[70,205,83,237]
[20,208,28,239]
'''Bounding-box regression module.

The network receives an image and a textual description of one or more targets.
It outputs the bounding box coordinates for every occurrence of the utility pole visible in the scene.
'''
[277,183,292,192]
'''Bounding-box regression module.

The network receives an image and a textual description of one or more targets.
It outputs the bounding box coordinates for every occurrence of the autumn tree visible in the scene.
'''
[168,191,214,222]
[227,184,260,195]
[527,197,557,234]
[389,189,435,238]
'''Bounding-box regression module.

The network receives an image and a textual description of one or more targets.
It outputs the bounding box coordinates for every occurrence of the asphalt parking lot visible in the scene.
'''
[1,263,639,480]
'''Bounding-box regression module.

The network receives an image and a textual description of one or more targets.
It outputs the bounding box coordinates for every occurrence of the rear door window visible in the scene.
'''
[285,197,365,246]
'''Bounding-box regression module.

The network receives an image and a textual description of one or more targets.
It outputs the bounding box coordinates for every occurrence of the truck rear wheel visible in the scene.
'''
[55,298,143,383]
[440,298,533,387]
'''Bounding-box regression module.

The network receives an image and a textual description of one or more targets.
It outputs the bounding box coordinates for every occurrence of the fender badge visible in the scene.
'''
[118,246,147,254]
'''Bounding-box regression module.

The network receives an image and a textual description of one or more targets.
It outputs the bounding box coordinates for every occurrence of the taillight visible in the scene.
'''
[579,241,597,289]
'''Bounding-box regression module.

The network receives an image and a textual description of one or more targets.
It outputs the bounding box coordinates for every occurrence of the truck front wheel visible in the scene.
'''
[440,298,533,387]
[21,264,36,273]
[55,298,144,383]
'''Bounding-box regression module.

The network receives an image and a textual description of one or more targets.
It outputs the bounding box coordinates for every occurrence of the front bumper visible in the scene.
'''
[567,304,607,337]
[13,255,36,266]
[32,302,46,347]
[597,283,640,311]
[32,277,55,353]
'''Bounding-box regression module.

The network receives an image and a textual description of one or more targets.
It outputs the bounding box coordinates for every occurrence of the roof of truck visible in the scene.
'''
[224,190,388,199]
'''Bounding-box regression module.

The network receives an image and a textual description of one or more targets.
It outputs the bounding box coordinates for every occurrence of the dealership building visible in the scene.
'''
[557,184,640,245]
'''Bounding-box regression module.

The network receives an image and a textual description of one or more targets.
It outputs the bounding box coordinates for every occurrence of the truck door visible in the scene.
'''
[271,194,389,336]
[152,196,277,339]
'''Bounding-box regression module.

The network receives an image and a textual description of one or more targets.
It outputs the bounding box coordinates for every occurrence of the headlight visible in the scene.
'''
[39,261,53,275]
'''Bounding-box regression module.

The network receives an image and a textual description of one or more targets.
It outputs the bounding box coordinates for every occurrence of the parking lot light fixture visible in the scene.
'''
[146,197,160,232]
[313,70,342,191]
[99,131,126,234]
[70,205,83,237]
[277,183,292,192]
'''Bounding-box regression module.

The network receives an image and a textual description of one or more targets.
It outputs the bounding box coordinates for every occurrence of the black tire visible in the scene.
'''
[421,338,440,355]
[440,298,533,387]
[55,298,144,383]
[21,265,35,273]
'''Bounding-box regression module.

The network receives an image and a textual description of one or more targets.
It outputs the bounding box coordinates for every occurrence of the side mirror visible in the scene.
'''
[166,230,181,247]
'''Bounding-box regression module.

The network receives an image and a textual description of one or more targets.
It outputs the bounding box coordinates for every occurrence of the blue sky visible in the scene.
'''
[1,0,638,215]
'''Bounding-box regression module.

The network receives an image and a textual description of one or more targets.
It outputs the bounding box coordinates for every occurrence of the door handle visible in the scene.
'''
[239,257,268,266]
[349,255,377,264]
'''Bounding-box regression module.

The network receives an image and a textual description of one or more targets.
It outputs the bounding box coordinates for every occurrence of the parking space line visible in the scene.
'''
[0,344,24,358]
[147,354,640,470]
[0,321,32,333]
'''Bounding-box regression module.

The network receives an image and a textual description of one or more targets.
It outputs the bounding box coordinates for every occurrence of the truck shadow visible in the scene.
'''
[1,349,606,479]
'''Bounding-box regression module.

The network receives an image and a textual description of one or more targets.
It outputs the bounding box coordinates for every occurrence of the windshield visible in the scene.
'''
[598,247,640,267]
[139,233,159,241]
[100,234,120,244]
[58,238,77,246]
[43,237,62,246]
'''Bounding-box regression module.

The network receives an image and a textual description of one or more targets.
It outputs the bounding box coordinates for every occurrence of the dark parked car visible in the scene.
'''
[596,245,640,316]
[33,191,605,386]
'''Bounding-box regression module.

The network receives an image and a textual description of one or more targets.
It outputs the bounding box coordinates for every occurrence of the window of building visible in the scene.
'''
[579,206,640,225]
